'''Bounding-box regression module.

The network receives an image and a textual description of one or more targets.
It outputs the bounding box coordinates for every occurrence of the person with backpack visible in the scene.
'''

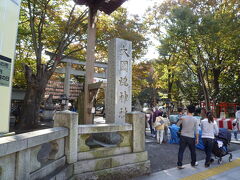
[154,115,165,144]
[177,105,199,169]
[201,111,219,167]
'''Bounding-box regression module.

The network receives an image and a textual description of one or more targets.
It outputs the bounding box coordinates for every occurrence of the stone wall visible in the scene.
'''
[0,127,69,180]
[0,111,150,180]
[74,111,150,179]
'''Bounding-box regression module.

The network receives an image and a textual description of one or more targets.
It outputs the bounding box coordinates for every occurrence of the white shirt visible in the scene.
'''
[201,119,219,139]
[233,119,239,131]
[235,110,240,120]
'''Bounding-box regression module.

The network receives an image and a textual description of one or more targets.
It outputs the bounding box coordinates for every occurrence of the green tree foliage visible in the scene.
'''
[96,8,149,61]
[132,61,163,107]
[15,0,88,88]
[16,0,88,129]
[145,0,240,109]
[14,1,149,129]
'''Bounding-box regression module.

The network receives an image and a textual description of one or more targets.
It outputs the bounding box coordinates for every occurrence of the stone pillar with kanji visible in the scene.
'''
[106,38,132,124]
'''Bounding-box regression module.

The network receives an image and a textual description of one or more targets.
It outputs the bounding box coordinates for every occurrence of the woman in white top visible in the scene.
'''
[201,112,219,167]
[233,106,240,140]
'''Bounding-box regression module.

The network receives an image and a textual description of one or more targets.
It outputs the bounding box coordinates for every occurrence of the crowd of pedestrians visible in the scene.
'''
[145,104,240,169]
[146,107,170,143]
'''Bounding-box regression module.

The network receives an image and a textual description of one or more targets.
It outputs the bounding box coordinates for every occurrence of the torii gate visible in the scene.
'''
[74,0,127,124]
[55,56,108,124]
[55,56,108,104]
[46,50,108,96]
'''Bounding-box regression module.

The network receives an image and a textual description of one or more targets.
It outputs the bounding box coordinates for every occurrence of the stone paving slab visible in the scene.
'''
[133,149,240,180]
[231,132,240,144]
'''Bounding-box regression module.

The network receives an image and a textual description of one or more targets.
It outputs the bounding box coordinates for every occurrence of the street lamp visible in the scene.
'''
[60,94,69,111]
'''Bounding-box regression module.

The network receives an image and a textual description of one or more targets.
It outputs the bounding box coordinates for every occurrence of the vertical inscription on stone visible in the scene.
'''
[120,61,128,72]
[119,76,128,86]
[106,38,132,124]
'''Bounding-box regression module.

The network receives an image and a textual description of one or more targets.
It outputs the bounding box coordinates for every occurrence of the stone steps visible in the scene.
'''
[74,151,148,174]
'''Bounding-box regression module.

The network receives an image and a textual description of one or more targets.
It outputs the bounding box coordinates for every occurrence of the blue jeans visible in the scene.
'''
[148,121,154,134]
[202,138,214,165]
[233,130,239,140]
[177,136,196,166]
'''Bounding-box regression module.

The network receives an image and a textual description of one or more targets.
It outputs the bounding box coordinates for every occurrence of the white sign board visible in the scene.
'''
[0,0,21,133]
[0,55,12,87]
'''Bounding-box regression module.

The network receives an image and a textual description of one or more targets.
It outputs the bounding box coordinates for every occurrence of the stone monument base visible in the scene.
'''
[73,152,150,180]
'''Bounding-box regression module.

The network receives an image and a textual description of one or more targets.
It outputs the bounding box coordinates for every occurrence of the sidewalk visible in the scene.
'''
[133,149,240,180]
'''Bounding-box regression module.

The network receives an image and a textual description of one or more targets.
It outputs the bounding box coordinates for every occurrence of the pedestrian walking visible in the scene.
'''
[153,107,160,122]
[154,116,165,144]
[177,107,184,122]
[162,114,170,143]
[158,107,163,117]
[233,106,240,140]
[201,111,219,167]
[148,109,155,136]
[152,107,160,137]
[177,105,199,169]
[177,107,184,137]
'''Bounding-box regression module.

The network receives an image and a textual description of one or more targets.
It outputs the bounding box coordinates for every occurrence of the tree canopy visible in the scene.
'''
[14,0,240,123]
[140,0,240,109]
[14,0,149,129]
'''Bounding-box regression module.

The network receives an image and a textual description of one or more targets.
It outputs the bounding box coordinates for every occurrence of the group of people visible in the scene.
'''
[177,105,240,169]
[177,105,219,168]
[146,105,240,169]
[146,107,170,144]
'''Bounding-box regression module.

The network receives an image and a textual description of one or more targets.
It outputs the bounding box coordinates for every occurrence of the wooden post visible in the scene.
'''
[78,92,85,124]
[64,62,71,110]
[84,7,97,124]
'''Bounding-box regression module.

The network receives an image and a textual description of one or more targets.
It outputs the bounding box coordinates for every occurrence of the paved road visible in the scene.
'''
[145,133,240,173]
[134,149,240,180]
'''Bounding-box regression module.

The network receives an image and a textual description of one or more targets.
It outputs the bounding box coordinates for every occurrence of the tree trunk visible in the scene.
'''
[212,68,221,99]
[198,68,211,111]
[19,66,49,130]
[167,68,174,101]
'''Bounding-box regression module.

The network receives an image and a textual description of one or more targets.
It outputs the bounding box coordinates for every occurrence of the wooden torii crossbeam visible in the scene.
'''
[74,0,127,124]
[74,0,127,15]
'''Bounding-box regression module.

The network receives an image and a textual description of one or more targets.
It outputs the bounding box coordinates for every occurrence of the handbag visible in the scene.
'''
[154,117,164,128]
[153,121,161,128]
